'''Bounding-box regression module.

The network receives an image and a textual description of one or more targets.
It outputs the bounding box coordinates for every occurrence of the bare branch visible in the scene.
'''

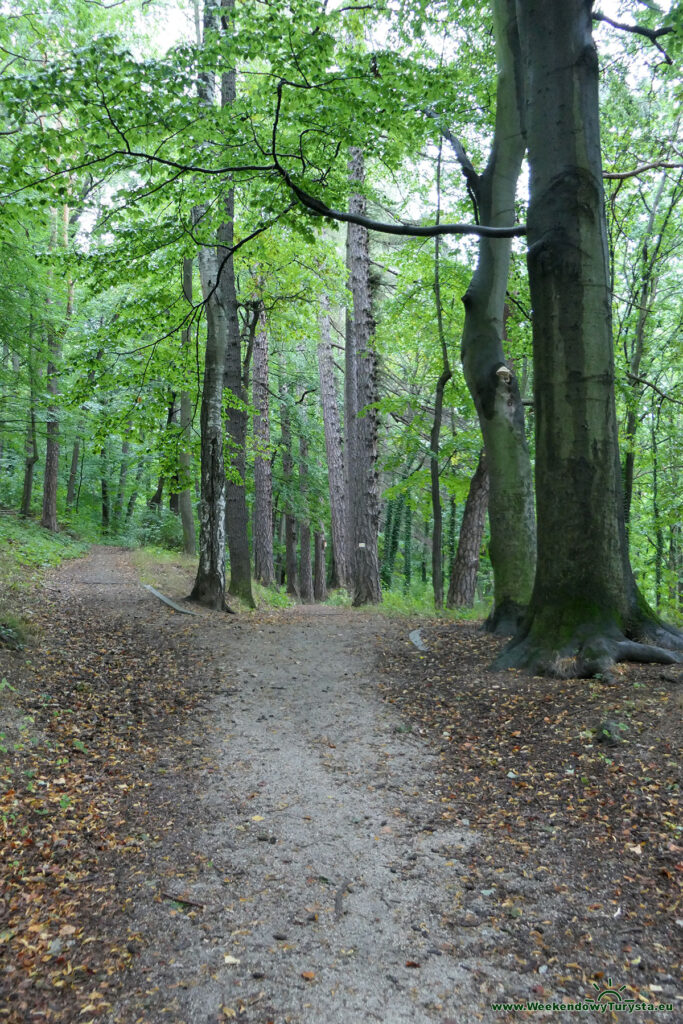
[604,160,683,181]
[592,10,674,63]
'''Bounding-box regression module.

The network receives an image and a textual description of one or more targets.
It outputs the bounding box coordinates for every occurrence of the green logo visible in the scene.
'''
[589,979,630,1005]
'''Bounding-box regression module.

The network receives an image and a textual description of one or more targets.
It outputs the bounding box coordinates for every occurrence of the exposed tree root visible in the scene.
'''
[495,621,683,678]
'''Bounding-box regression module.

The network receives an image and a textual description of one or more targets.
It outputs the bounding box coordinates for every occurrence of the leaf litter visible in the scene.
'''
[1,548,681,1023]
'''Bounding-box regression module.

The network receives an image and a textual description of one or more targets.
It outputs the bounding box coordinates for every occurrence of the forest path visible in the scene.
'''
[45,547,512,1023]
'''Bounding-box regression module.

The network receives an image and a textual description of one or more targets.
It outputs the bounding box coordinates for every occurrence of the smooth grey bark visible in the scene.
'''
[317,293,347,589]
[447,451,489,608]
[458,0,535,633]
[497,0,682,674]
[179,257,197,556]
[252,303,275,585]
[345,148,381,605]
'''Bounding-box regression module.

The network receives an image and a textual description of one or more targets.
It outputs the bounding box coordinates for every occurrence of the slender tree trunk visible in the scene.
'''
[252,302,275,585]
[317,293,347,588]
[298,419,314,603]
[280,386,299,598]
[430,143,453,608]
[126,454,145,523]
[403,501,412,593]
[65,438,80,512]
[621,171,674,532]
[179,257,197,555]
[220,14,254,607]
[114,431,130,526]
[20,408,38,518]
[498,0,682,674]
[314,527,327,601]
[382,495,404,590]
[447,451,489,608]
[460,0,535,634]
[189,202,227,609]
[345,148,381,605]
[100,448,110,534]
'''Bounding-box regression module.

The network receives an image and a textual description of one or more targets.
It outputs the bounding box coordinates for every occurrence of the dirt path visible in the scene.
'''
[2,547,680,1024]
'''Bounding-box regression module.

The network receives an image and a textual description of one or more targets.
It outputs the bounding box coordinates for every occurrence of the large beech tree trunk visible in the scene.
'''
[460,0,535,634]
[498,0,682,674]
[252,303,275,585]
[345,148,381,605]
[317,294,347,589]
[447,451,489,608]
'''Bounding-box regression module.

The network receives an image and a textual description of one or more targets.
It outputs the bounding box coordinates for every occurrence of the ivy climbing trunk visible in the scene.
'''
[459,0,535,634]
[345,148,381,605]
[447,451,489,609]
[252,302,275,585]
[498,0,682,674]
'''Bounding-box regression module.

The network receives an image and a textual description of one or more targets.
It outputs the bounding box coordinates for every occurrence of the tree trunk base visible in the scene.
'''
[188,578,232,612]
[228,579,256,609]
[484,599,526,636]
[495,610,683,678]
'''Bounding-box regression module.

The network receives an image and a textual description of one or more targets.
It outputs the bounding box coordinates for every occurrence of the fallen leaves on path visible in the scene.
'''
[376,621,682,1008]
[0,571,211,1023]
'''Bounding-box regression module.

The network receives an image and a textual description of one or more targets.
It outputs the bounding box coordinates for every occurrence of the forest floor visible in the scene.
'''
[0,546,681,1024]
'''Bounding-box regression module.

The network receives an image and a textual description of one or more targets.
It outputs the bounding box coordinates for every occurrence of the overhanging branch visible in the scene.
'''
[592,10,674,63]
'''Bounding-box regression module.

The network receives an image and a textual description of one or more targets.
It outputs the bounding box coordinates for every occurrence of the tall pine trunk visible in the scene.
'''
[298,415,314,603]
[252,302,275,585]
[317,293,347,588]
[447,451,489,608]
[280,382,299,597]
[345,148,381,605]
